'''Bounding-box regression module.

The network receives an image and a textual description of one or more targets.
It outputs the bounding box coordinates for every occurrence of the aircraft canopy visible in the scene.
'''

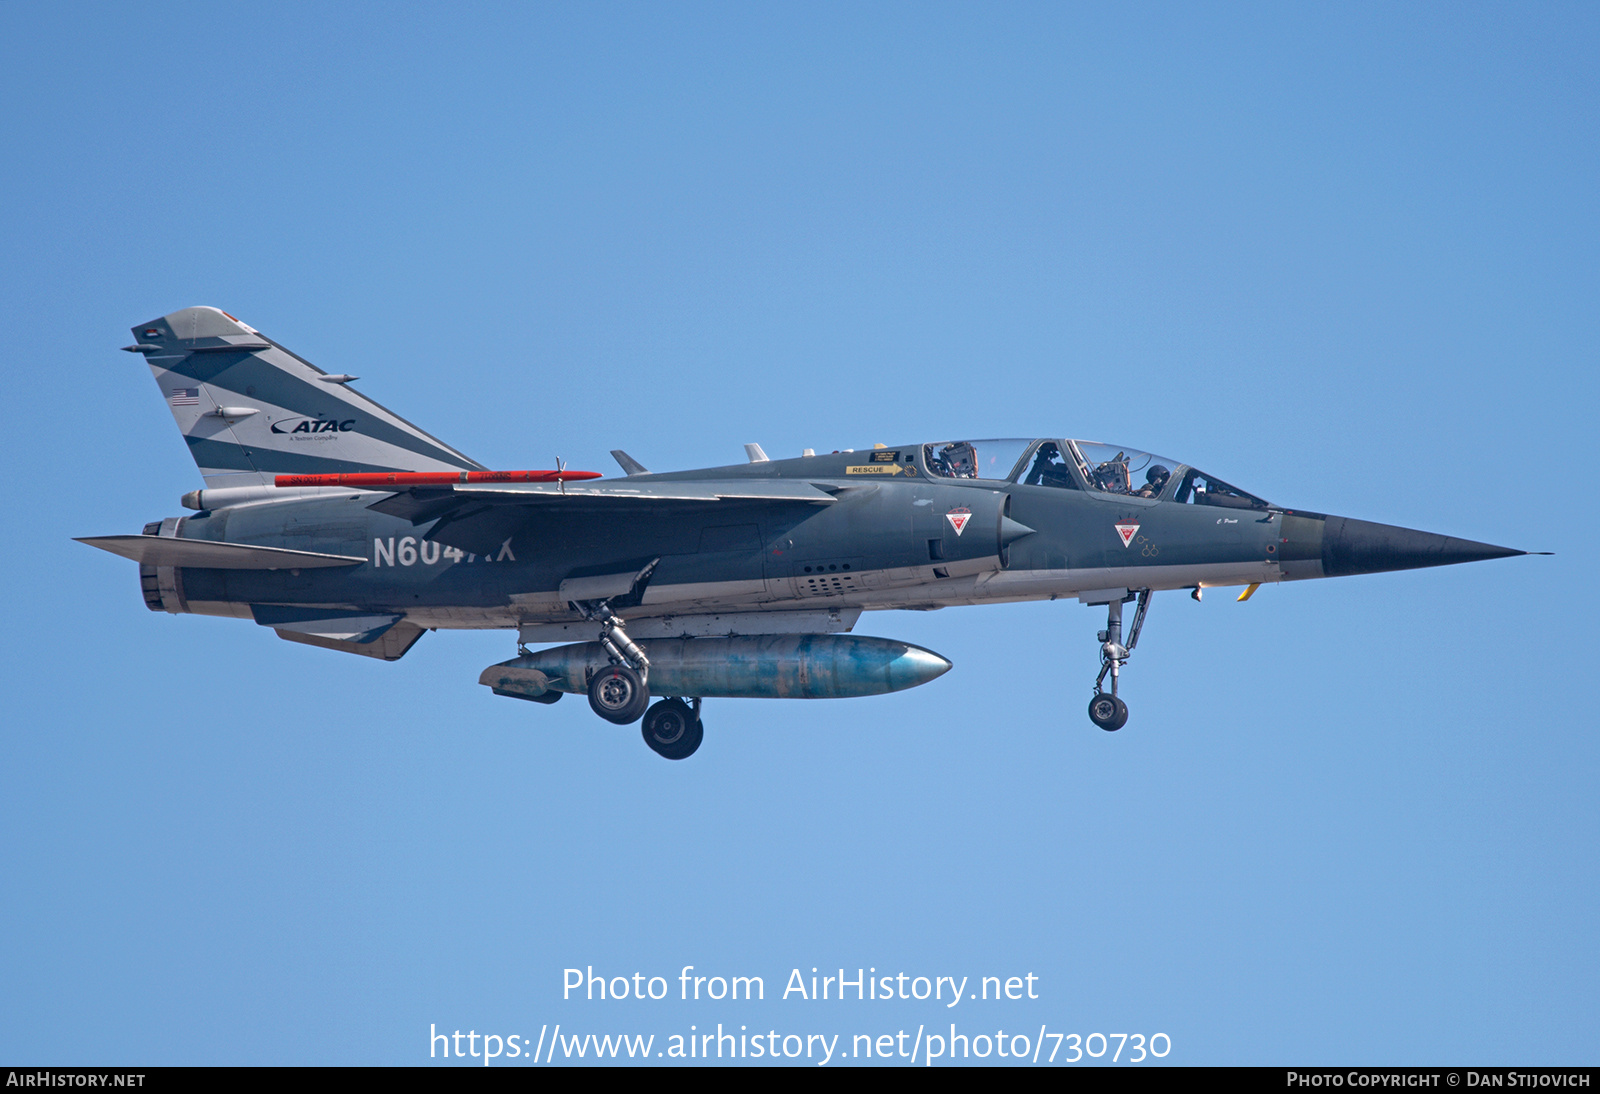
[918,438,1270,508]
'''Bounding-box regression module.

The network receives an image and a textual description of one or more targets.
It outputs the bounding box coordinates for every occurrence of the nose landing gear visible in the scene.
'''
[1087,692,1128,731]
[1088,588,1151,731]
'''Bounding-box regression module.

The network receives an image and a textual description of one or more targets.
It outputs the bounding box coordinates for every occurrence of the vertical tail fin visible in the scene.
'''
[128,306,483,488]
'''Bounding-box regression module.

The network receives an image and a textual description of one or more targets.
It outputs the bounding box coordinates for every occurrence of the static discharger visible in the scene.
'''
[273,469,603,488]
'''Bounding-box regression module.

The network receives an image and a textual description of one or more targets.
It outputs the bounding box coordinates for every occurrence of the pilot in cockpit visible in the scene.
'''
[1136,465,1171,498]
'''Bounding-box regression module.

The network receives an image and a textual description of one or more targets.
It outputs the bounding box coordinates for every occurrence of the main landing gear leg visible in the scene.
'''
[585,606,652,725]
[1088,588,1151,732]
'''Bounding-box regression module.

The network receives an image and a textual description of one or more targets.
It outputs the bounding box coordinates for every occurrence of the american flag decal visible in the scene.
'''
[167,388,200,406]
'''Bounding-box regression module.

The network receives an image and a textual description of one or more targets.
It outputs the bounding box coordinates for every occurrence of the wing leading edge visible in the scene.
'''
[368,479,837,555]
[77,535,368,569]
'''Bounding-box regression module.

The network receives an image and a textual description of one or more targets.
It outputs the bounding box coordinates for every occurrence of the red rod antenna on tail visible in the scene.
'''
[273,469,603,488]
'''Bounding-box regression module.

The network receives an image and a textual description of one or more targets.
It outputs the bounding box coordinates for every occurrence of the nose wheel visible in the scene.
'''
[1088,693,1129,731]
[1088,588,1150,731]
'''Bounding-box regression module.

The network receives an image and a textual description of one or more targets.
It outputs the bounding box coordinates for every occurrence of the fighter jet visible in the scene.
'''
[81,306,1537,759]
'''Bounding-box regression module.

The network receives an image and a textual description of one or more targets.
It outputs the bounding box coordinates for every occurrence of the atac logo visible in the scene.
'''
[271,416,356,436]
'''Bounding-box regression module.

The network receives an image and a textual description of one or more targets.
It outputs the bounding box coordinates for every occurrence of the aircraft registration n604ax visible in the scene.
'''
[83,307,1540,759]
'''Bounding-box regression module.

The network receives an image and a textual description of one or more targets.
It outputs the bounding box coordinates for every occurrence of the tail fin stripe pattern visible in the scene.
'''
[181,437,421,477]
[157,351,476,469]
[133,307,483,487]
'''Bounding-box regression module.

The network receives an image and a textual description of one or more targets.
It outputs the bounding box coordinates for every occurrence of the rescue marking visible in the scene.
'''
[846,465,903,475]
[1114,520,1140,547]
[946,507,972,536]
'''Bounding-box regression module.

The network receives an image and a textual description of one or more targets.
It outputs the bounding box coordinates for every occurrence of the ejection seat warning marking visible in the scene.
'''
[946,507,972,536]
[1114,521,1140,547]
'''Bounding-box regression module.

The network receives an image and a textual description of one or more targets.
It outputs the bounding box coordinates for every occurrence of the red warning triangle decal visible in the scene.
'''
[1114,521,1139,547]
[946,508,971,536]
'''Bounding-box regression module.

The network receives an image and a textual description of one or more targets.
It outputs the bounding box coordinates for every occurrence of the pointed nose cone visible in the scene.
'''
[1322,516,1525,578]
[885,644,954,693]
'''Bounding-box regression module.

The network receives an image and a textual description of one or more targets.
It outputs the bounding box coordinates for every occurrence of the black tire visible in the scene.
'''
[1087,692,1129,732]
[588,665,650,724]
[642,699,703,760]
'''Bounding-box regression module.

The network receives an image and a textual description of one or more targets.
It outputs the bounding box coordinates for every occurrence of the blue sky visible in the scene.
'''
[1,2,1595,1065]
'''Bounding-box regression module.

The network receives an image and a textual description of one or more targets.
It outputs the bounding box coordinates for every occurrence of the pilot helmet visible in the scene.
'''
[1146,464,1170,484]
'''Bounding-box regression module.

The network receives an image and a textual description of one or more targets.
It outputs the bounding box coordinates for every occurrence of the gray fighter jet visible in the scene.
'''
[82,307,1536,759]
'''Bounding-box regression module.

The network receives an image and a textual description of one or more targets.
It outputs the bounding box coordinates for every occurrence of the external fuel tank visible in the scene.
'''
[480,633,952,701]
